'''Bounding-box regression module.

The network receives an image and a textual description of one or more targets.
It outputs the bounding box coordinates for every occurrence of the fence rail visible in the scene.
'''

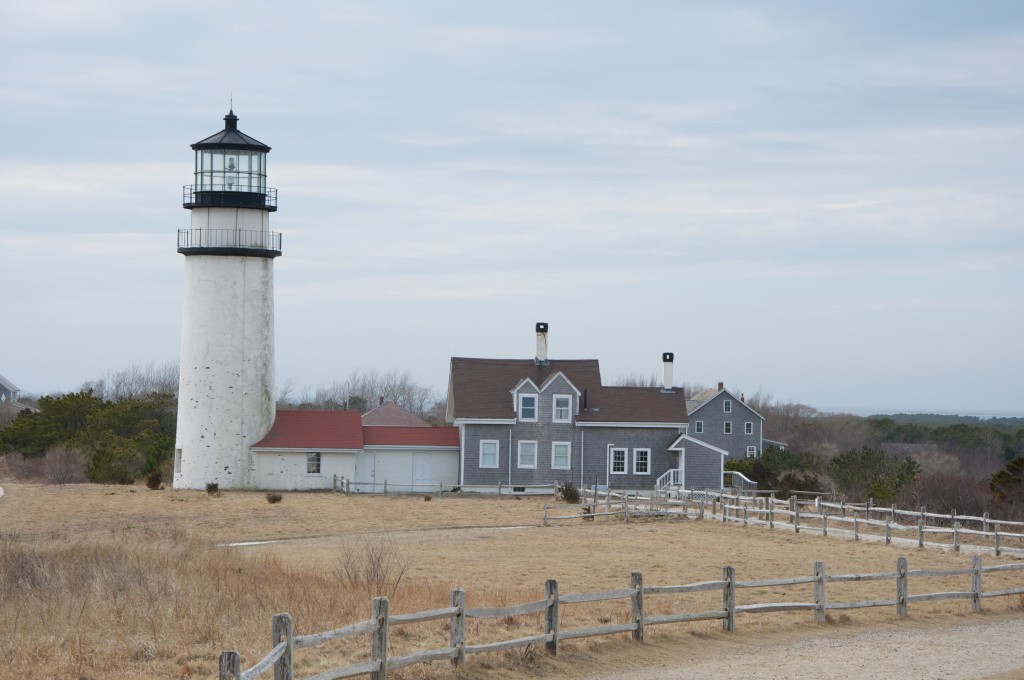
[219,556,1024,679]
[556,488,1024,557]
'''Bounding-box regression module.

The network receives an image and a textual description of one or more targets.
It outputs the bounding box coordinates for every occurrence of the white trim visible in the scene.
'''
[517,440,538,469]
[667,433,730,457]
[632,448,651,475]
[306,451,322,475]
[518,394,538,422]
[452,418,517,426]
[552,394,572,423]
[744,421,753,435]
[610,447,628,475]
[723,399,732,413]
[551,441,571,470]
[576,421,686,429]
[251,447,360,453]
[479,439,500,468]
[538,371,582,396]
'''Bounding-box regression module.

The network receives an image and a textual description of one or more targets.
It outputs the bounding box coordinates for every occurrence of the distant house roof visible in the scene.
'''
[577,386,687,424]
[363,426,459,447]
[448,358,603,420]
[252,410,364,450]
[0,373,20,395]
[448,357,686,425]
[362,403,430,427]
[686,384,764,421]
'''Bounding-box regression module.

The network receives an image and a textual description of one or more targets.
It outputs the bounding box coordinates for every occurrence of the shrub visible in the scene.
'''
[145,470,163,490]
[43,444,87,485]
[265,492,283,504]
[205,482,220,496]
[335,534,408,599]
[557,480,581,504]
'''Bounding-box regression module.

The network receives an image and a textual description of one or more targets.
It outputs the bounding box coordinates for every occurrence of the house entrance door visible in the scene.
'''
[413,453,431,491]
[355,452,376,493]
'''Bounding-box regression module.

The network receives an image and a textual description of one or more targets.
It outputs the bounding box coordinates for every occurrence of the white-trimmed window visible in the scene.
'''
[724,421,732,435]
[519,394,538,421]
[479,440,499,468]
[633,448,651,475]
[746,446,757,458]
[610,448,627,474]
[724,400,732,413]
[553,395,572,423]
[552,441,571,470]
[306,452,321,475]
[694,421,704,434]
[518,441,538,468]
[745,421,753,435]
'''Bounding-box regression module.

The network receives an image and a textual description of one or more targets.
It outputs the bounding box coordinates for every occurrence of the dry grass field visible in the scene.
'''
[1,482,1022,679]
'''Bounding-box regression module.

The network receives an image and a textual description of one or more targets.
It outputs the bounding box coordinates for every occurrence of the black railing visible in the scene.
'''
[177,229,282,254]
[182,185,278,210]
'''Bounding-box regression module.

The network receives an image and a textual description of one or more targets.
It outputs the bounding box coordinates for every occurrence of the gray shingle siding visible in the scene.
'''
[680,440,724,490]
[579,426,680,490]
[689,392,762,459]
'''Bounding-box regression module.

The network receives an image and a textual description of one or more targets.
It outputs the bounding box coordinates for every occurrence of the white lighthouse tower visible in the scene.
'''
[173,110,280,490]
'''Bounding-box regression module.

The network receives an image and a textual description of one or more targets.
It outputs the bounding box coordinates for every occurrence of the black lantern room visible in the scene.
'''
[183,110,277,211]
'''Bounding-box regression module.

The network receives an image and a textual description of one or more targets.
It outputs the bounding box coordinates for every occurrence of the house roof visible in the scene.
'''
[448,358,602,420]
[252,410,364,450]
[363,426,459,447]
[0,373,20,394]
[686,386,764,420]
[362,403,430,427]
[576,386,688,424]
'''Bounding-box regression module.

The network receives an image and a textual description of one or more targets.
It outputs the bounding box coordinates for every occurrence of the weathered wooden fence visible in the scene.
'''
[554,489,1024,556]
[219,557,1024,679]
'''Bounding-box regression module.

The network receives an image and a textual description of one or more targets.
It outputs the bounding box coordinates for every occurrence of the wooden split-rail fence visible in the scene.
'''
[543,489,1024,556]
[219,556,1024,680]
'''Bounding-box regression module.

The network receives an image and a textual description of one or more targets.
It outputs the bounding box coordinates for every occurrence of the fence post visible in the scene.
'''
[543,505,549,527]
[854,517,859,542]
[219,651,241,680]
[920,505,926,525]
[605,489,611,513]
[545,579,560,655]
[743,506,748,526]
[885,518,891,545]
[768,499,774,530]
[814,561,826,623]
[971,555,982,614]
[272,613,293,680]
[840,501,845,518]
[918,520,925,548]
[371,597,389,680]
[450,588,465,667]
[896,557,908,619]
[822,513,828,537]
[383,480,388,495]
[891,503,896,522]
[631,571,645,641]
[722,566,736,633]
[699,499,705,520]
[953,522,960,552]
[995,525,1002,557]
[794,501,801,534]
[983,512,990,534]
[624,495,630,524]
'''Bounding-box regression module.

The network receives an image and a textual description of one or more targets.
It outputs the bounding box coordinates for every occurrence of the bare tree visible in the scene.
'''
[84,361,179,401]
[278,368,440,417]
[43,444,88,485]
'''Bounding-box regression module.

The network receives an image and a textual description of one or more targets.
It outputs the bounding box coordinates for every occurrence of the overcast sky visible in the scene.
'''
[1,1,1022,416]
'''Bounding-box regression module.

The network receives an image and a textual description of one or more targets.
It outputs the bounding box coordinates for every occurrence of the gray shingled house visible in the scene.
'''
[686,382,765,459]
[445,324,727,492]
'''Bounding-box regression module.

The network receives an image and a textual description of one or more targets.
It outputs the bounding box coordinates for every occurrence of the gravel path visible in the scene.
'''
[588,615,1024,680]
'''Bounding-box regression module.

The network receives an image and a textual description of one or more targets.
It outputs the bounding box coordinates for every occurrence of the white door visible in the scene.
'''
[355,453,376,493]
[413,453,431,491]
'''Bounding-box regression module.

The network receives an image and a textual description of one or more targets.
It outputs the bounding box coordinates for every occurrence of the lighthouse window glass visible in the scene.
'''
[307,452,322,475]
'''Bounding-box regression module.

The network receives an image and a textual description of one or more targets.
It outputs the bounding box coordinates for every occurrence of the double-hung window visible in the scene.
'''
[724,400,732,413]
[479,440,499,468]
[552,442,571,470]
[633,449,650,475]
[553,395,571,423]
[745,421,753,435]
[518,441,538,468]
[694,421,704,434]
[519,394,537,421]
[724,421,733,435]
[306,452,321,475]
[610,448,627,474]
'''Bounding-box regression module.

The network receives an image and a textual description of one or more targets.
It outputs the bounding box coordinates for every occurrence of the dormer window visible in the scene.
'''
[723,399,732,413]
[519,394,538,421]
[553,395,571,423]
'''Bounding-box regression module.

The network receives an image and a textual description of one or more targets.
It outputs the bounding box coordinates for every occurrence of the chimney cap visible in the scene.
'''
[536,322,548,333]
[662,352,674,363]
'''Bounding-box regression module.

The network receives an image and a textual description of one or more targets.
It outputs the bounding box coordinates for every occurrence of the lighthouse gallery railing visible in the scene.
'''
[177,229,282,252]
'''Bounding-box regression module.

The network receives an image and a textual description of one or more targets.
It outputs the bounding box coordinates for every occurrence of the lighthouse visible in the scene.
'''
[173,110,280,490]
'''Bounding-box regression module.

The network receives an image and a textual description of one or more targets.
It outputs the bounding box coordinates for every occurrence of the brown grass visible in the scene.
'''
[0,482,1020,679]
